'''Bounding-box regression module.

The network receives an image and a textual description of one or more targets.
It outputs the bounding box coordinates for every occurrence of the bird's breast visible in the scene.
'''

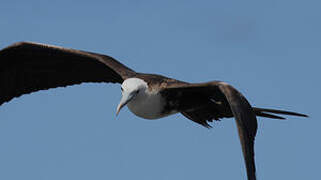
[127,91,177,119]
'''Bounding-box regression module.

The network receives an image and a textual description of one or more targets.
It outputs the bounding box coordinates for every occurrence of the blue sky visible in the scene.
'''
[0,0,320,179]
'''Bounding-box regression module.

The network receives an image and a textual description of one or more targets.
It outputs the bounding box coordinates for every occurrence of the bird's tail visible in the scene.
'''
[253,107,308,120]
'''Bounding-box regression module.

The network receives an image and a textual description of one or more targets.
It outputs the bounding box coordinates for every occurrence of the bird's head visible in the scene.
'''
[116,78,148,115]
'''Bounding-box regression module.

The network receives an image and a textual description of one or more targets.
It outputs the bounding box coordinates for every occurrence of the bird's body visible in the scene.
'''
[0,42,308,180]
[122,78,170,119]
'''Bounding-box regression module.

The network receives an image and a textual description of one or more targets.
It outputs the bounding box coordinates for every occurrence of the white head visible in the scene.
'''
[116,78,148,115]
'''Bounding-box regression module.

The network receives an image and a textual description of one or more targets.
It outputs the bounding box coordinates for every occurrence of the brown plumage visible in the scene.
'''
[0,42,308,180]
[0,42,136,105]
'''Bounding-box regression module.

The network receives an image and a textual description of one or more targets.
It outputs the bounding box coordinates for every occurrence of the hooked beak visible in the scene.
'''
[116,91,136,116]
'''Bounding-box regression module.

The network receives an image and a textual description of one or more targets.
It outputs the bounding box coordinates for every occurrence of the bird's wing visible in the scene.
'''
[0,42,136,106]
[160,81,257,180]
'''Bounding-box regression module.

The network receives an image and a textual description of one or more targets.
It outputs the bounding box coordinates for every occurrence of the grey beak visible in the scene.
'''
[116,91,135,116]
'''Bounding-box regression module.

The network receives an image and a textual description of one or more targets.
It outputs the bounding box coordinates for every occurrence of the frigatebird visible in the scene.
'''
[0,42,308,180]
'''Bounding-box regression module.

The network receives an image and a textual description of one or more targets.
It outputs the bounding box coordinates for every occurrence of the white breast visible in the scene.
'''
[127,90,174,119]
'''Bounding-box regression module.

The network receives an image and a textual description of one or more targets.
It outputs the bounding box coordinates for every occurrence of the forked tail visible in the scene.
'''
[253,107,308,120]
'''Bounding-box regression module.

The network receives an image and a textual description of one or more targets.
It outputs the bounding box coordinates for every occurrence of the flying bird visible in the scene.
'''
[0,42,308,180]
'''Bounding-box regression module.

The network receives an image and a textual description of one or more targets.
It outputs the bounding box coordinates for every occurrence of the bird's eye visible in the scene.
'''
[135,90,140,94]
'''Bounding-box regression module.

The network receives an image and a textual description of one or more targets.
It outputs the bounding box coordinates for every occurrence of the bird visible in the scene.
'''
[0,41,308,180]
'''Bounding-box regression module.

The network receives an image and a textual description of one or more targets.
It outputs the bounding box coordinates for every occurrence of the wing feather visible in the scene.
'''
[0,42,136,105]
[161,81,257,180]
[218,83,257,180]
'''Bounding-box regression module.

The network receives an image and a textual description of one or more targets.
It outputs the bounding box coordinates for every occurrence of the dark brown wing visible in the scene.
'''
[218,83,257,180]
[160,81,257,180]
[0,42,136,106]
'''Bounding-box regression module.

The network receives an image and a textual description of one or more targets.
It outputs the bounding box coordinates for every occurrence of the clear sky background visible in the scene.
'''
[0,0,320,179]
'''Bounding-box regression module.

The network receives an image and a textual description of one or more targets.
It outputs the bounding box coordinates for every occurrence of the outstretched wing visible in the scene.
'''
[160,81,257,180]
[218,83,257,180]
[0,42,136,106]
